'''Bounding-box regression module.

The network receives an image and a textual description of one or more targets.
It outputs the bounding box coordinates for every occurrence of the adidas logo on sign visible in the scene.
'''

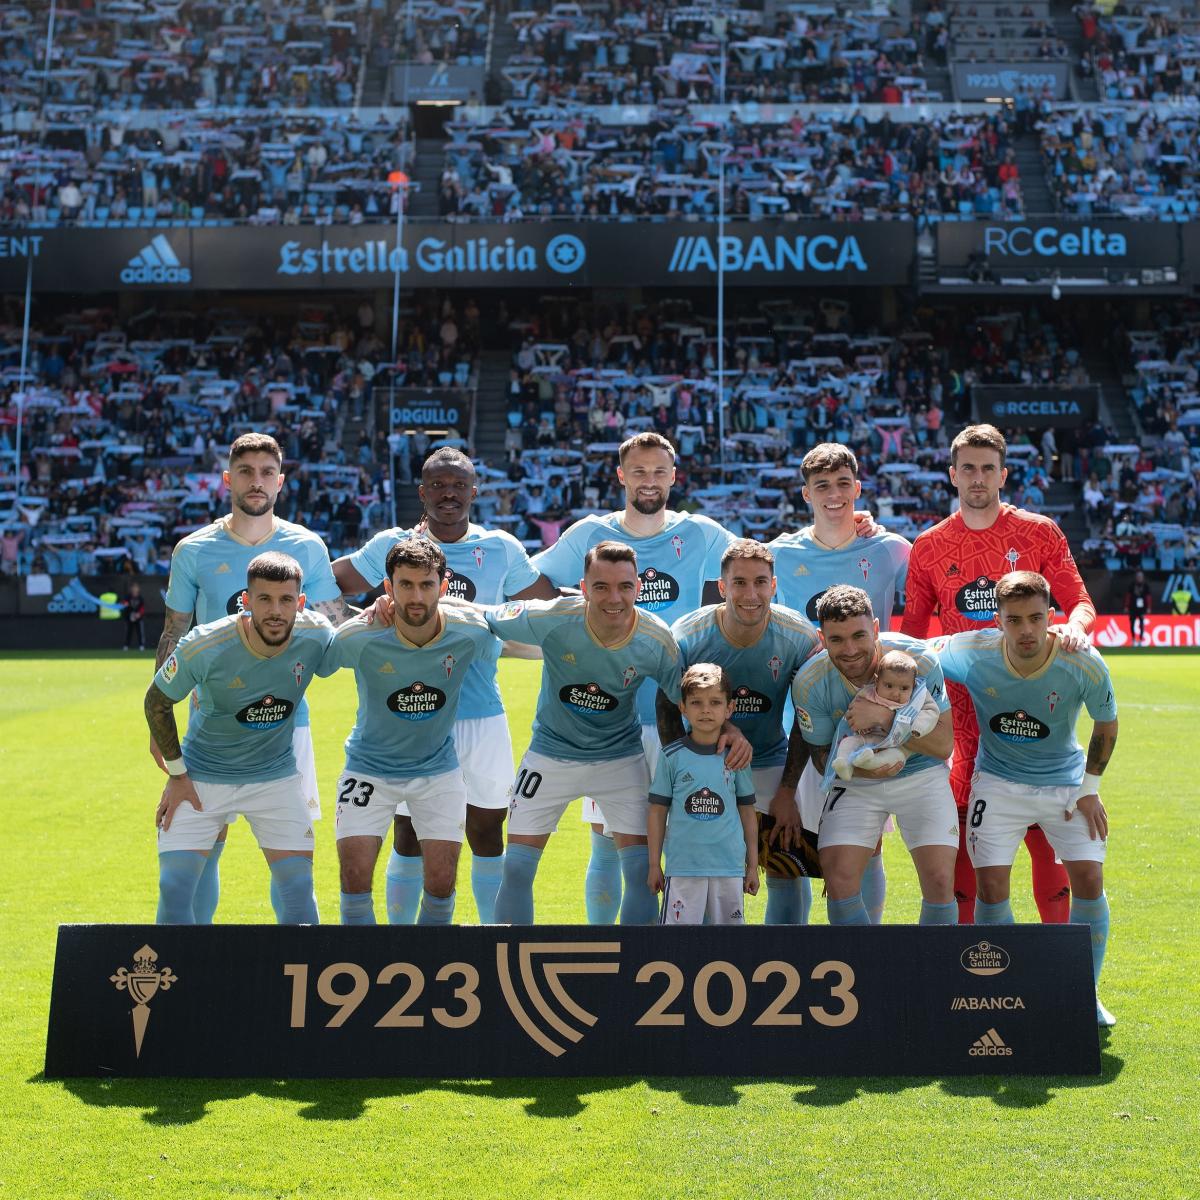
[121,234,191,284]
[969,1027,1012,1057]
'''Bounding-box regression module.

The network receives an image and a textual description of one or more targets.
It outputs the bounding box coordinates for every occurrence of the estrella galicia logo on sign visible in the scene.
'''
[121,234,191,284]
[236,694,295,729]
[683,786,725,820]
[637,567,680,612]
[559,682,619,713]
[386,681,447,719]
[546,234,585,274]
[955,576,997,621]
[989,710,1050,742]
[667,233,867,274]
[732,686,771,717]
[443,568,476,602]
[805,587,830,624]
[961,940,1011,976]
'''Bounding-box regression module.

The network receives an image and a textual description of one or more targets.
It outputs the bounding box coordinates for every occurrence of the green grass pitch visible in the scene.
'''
[0,652,1196,1199]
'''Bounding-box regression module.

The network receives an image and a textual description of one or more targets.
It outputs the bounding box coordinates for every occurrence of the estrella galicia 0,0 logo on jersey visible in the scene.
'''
[386,681,447,720]
[683,787,725,820]
[637,566,680,612]
[235,695,296,729]
[732,686,772,717]
[559,682,619,713]
[989,710,1050,742]
[955,576,998,622]
[443,569,477,602]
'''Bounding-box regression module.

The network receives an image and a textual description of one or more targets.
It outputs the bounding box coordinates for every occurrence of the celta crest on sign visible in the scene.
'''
[110,944,178,1057]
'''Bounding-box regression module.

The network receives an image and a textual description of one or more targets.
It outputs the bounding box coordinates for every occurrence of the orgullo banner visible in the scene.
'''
[0,221,914,291]
[938,221,1182,270]
[376,386,473,436]
[973,385,1098,429]
[952,62,1070,100]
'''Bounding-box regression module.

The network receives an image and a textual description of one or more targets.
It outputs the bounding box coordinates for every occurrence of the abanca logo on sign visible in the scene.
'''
[667,234,868,274]
[121,235,191,284]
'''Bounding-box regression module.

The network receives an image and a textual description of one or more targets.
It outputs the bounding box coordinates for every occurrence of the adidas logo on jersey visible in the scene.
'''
[680,772,695,784]
[379,662,395,673]
[228,676,245,688]
[215,562,231,575]
[946,564,961,577]
[562,652,576,663]
[969,1028,1012,1056]
[793,564,810,576]
[985,686,998,697]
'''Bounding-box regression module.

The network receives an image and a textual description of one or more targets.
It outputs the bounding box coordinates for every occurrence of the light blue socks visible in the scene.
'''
[862,853,887,925]
[975,898,1015,925]
[919,899,959,925]
[192,839,225,924]
[617,845,659,925]
[417,890,456,926]
[269,857,318,924]
[827,893,871,926]
[494,843,541,924]
[765,876,803,924]
[471,855,504,924]
[156,850,206,924]
[340,891,375,925]
[385,850,423,925]
[584,831,622,924]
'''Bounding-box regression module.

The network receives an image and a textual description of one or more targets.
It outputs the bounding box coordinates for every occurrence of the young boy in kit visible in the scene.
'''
[647,664,760,925]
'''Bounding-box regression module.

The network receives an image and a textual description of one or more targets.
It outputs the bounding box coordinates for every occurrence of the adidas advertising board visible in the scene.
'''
[46,925,1099,1078]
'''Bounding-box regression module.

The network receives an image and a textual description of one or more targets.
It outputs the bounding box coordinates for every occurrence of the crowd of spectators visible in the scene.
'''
[0,293,480,578]
[439,105,1023,220]
[394,0,489,65]
[1077,2,1200,103]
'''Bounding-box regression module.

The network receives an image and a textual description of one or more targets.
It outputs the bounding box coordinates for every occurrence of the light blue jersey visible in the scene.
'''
[483,596,682,762]
[348,522,540,720]
[768,527,911,625]
[165,515,341,729]
[153,611,335,784]
[791,633,949,782]
[532,510,735,723]
[318,605,500,780]
[672,604,819,767]
[934,630,1117,787]
[650,737,756,877]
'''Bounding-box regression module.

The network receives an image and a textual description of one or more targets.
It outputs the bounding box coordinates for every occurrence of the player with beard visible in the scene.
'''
[531,432,737,924]
[145,552,335,923]
[157,433,354,923]
[901,425,1096,925]
[332,447,558,924]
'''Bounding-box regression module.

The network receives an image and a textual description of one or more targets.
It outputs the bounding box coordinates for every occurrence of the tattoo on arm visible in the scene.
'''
[781,720,811,789]
[809,745,830,774]
[144,684,182,760]
[656,688,686,746]
[313,596,359,627]
[155,608,193,670]
[1086,721,1118,775]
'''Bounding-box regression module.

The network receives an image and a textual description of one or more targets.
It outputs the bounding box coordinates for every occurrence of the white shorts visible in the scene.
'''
[158,774,314,853]
[510,750,650,837]
[335,769,467,844]
[751,763,792,816]
[581,724,660,826]
[966,771,1107,868]
[293,724,321,821]
[660,876,745,926]
[396,715,513,818]
[817,765,959,853]
[797,760,825,832]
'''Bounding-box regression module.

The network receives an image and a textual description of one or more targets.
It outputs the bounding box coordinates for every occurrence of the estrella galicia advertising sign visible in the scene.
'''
[973,385,1099,429]
[938,220,1181,270]
[45,924,1099,1077]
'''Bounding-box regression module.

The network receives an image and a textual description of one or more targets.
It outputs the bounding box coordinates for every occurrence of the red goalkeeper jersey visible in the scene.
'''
[901,503,1096,766]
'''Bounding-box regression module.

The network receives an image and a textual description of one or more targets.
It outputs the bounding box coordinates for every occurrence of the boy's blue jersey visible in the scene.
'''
[532,510,735,723]
[649,737,756,877]
[933,630,1117,787]
[484,596,682,762]
[671,604,819,767]
[165,515,341,729]
[767,527,911,625]
[348,522,540,720]
[791,632,950,783]
[318,605,500,780]
[153,611,335,784]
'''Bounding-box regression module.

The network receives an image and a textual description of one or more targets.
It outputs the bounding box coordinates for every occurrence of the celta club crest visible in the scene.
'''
[442,653,456,678]
[110,945,177,1058]
[1005,548,1020,570]
[473,546,484,568]
[1046,690,1061,713]
[622,666,638,688]
[292,661,304,687]
[671,534,683,560]
[859,556,870,581]
[767,655,783,681]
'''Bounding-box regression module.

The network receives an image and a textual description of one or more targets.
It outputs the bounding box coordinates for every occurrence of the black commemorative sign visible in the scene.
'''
[46,925,1099,1078]
[973,385,1099,429]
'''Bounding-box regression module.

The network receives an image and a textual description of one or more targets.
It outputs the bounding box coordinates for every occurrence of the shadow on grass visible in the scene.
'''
[35,1035,1123,1124]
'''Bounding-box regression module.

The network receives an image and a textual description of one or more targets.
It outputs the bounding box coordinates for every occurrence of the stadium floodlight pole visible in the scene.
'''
[716,26,727,480]
[388,171,408,529]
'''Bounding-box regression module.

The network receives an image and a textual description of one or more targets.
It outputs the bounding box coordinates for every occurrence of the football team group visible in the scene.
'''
[145,426,1119,1026]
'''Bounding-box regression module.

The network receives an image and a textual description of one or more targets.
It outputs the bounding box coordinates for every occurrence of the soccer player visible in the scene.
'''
[145,552,335,924]
[318,537,501,926]
[483,541,749,925]
[648,664,760,925]
[792,585,958,926]
[531,432,737,923]
[156,432,353,922]
[768,443,912,924]
[933,572,1118,1025]
[332,447,558,924]
[664,540,819,923]
[901,424,1096,924]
